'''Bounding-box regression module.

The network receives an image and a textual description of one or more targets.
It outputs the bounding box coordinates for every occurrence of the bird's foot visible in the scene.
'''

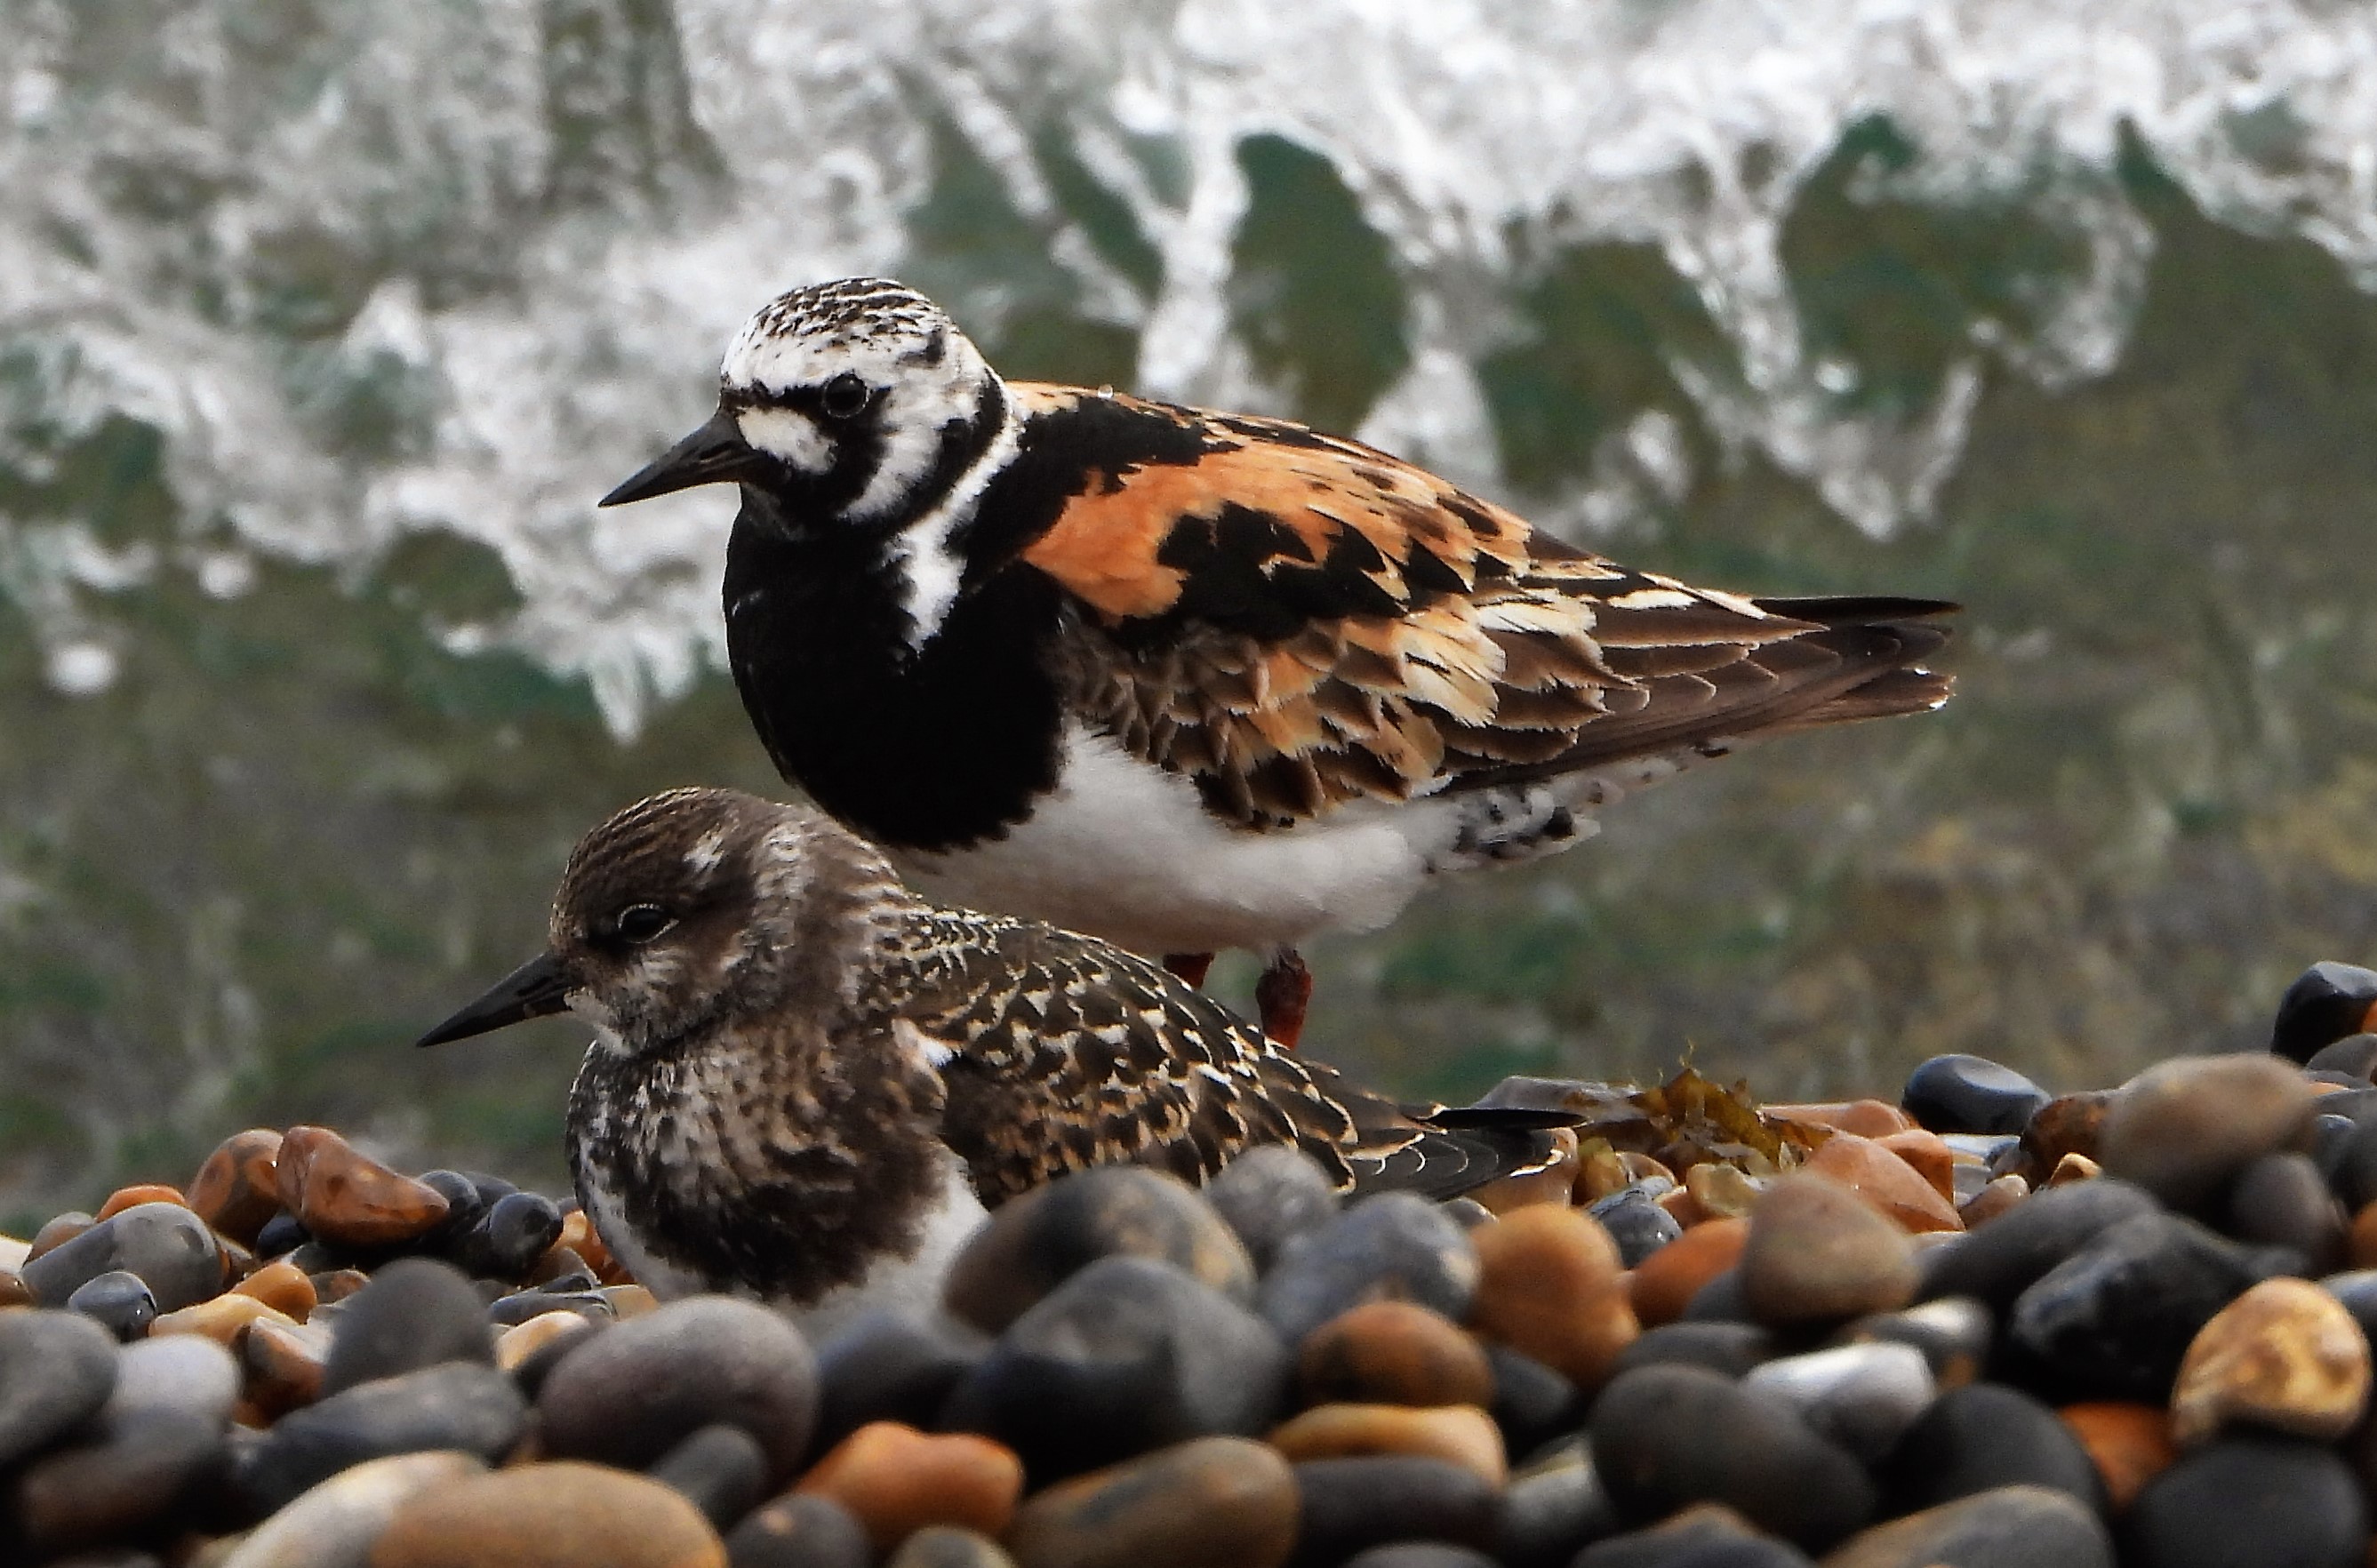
[1255,949,1311,1051]
[1163,952,1215,988]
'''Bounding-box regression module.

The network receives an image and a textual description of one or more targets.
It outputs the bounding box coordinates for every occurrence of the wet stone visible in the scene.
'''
[0,1308,121,1468]
[1879,1381,2106,1517]
[1258,1194,1477,1348]
[370,1460,727,1568]
[1838,1297,1993,1388]
[2169,1276,2371,1444]
[1902,1054,2051,1137]
[944,1165,1255,1335]
[272,1125,451,1249]
[1269,1403,1507,1486]
[413,1171,488,1251]
[2097,1055,2317,1212]
[1483,1344,1581,1459]
[1588,1364,1875,1550]
[1587,1187,1682,1267]
[2008,1212,2290,1402]
[2126,1434,2367,1568]
[1741,1174,1917,1326]
[240,1360,527,1513]
[1493,1444,1619,1568]
[106,1333,239,1429]
[1289,1456,1500,1567]
[25,1202,225,1312]
[650,1422,771,1531]
[888,1527,1016,1568]
[812,1310,982,1456]
[2059,1402,2177,1513]
[1823,1485,2112,1568]
[2270,961,2377,1064]
[724,1492,872,1568]
[941,1255,1287,1483]
[1612,1322,1777,1380]
[321,1256,493,1396]
[1469,1204,1637,1388]
[1628,1217,1746,1327]
[1298,1300,1494,1410]
[2016,1092,2115,1185]
[1917,1180,2158,1308]
[1741,1341,1934,1462]
[213,1450,484,1568]
[539,1294,818,1484]
[0,1268,28,1308]
[1004,1436,1299,1568]
[68,1269,157,1341]
[9,1409,225,1558]
[188,1128,285,1246]
[796,1420,1025,1555]
[451,1190,565,1282]
[234,1259,319,1321]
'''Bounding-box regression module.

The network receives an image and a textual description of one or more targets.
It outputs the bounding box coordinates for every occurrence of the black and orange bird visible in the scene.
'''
[601,278,1953,1046]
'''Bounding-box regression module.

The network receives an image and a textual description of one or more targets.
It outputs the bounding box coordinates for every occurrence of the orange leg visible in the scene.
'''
[1254,949,1312,1051]
[1163,953,1215,988]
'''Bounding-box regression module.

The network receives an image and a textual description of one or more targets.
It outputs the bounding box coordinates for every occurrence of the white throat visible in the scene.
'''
[885,401,1022,650]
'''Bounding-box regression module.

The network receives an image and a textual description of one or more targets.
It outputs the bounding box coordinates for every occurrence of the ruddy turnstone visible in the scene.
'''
[601,277,1954,1044]
[415,787,1566,1331]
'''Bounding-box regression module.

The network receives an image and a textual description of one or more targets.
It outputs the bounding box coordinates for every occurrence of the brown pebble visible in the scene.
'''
[796,1421,1026,1554]
[1808,1132,1963,1234]
[1765,1100,1914,1139]
[1629,1217,1747,1327]
[2048,1152,2103,1187]
[495,1310,596,1372]
[2170,1276,2372,1445]
[1267,1402,1507,1486]
[27,1212,92,1264]
[313,1268,372,1304]
[1876,1129,1957,1204]
[2098,1056,2317,1210]
[244,1316,331,1418]
[1683,1162,1758,1220]
[558,1210,633,1286]
[152,1292,295,1349]
[1575,1145,1631,1203]
[1741,1172,1917,1324]
[232,1260,317,1322]
[2347,1202,2377,1271]
[1468,1205,1637,1389]
[1004,1436,1297,1568]
[1297,1300,1494,1410]
[1655,1186,1707,1228]
[0,1268,29,1308]
[528,1245,591,1286]
[274,1125,451,1248]
[368,1460,724,1567]
[2058,1402,2176,1512]
[96,1182,188,1220]
[600,1284,658,1318]
[216,1450,486,1568]
[1470,1128,1579,1214]
[1958,1174,2029,1228]
[188,1128,285,1246]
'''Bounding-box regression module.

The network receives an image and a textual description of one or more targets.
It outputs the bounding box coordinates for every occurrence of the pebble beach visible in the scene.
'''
[13,960,2377,1567]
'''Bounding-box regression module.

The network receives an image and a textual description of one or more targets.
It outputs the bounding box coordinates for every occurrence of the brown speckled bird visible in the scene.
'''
[600,277,1955,1044]
[415,788,1565,1332]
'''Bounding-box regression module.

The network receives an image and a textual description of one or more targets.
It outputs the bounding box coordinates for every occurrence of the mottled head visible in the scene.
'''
[601,278,1007,533]
[416,788,906,1058]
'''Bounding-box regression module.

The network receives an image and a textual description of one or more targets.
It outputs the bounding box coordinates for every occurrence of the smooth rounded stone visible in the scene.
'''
[9,1409,225,1556]
[235,1259,319,1320]
[368,1460,726,1568]
[1588,1364,1874,1550]
[274,1126,451,1249]
[888,1527,1017,1568]
[450,1191,564,1282]
[1684,1162,1762,1222]
[2310,1113,2357,1183]
[724,1492,873,1568]
[945,1166,1254,1335]
[95,1183,188,1221]
[1469,1205,1637,1388]
[1205,1147,1340,1273]
[1258,1194,1477,1348]
[2319,1116,2377,1211]
[2058,1403,2177,1513]
[1494,1444,1619,1568]
[797,1420,1025,1554]
[67,1268,157,1341]
[1959,1174,2028,1228]
[1612,1322,1778,1380]
[1806,1133,1963,1235]
[1902,1055,2051,1137]
[1824,1484,2112,1568]
[188,1128,285,1245]
[1837,1298,1993,1388]
[1270,1403,1507,1485]
[1917,1180,2158,1308]
[246,1316,332,1418]
[217,1451,486,1568]
[253,1212,308,1259]
[2125,1434,2367,1568]
[242,1361,528,1513]
[485,1286,604,1328]
[495,1309,596,1374]
[2097,1055,2317,1212]
[1004,1436,1299,1568]
[2228,1151,2348,1268]
[27,1211,94,1264]
[651,1423,771,1530]
[1341,1547,1498,1568]
[2169,1276,2371,1444]
[1589,1188,1684,1267]
[24,1202,225,1312]
[539,1294,818,1484]
[1741,1175,1917,1326]
[1741,1342,1934,1463]
[1629,1219,1747,1328]
[1878,1382,2106,1517]
[0,1309,120,1468]
[104,1334,239,1428]
[412,1172,488,1250]
[318,1257,494,1396]
[2008,1212,2290,1402]
[2306,1033,2377,1081]
[1680,1268,1753,1324]
[2317,1266,2377,1346]
[811,1311,981,1455]
[1299,1300,1494,1409]
[1438,1198,1493,1231]
[1289,1456,1501,1566]
[1571,1505,1813,1568]
[2271,962,2377,1064]
[940,1255,1287,1483]
[0,1268,28,1308]
[1484,1345,1581,1458]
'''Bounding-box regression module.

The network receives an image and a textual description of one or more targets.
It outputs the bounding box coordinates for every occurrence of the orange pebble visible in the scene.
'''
[1268,1403,1507,1486]
[1877,1129,1957,1204]
[2059,1402,2177,1512]
[151,1292,293,1348]
[1765,1100,1914,1139]
[1808,1132,1964,1234]
[1629,1217,1747,1328]
[796,1421,1025,1554]
[97,1184,188,1220]
[1468,1206,1637,1389]
[232,1259,317,1321]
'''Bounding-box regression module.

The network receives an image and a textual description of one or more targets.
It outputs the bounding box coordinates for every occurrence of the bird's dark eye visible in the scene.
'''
[820,373,870,420]
[613,904,674,944]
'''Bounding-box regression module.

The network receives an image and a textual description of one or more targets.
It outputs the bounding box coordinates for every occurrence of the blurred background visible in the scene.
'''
[6,0,2377,1224]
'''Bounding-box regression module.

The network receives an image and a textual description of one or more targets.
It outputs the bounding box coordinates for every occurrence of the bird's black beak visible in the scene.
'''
[416,952,575,1048]
[599,408,764,507]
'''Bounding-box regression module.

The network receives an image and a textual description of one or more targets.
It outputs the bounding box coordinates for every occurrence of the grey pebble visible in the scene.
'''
[1743,1341,1937,1462]
[1259,1193,1478,1346]
[887,1525,1017,1568]
[103,1335,240,1429]
[66,1270,157,1341]
[24,1203,224,1312]
[321,1255,494,1396]
[1205,1147,1341,1272]
[648,1421,770,1529]
[0,1309,120,1468]
[240,1360,526,1513]
[725,1491,874,1568]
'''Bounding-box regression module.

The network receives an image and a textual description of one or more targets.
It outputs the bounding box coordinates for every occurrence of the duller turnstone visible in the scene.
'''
[600,277,1955,1044]
[414,787,1567,1331]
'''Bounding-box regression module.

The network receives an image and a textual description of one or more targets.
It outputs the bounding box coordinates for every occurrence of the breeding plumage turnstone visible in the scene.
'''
[415,788,1565,1332]
[602,277,1954,1044]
